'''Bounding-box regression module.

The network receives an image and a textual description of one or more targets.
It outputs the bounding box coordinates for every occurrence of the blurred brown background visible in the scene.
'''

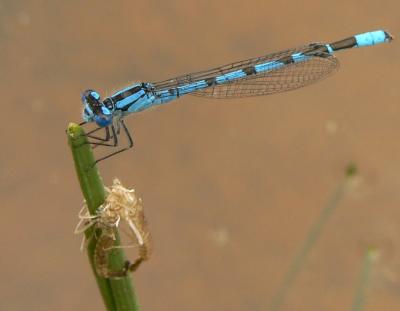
[1,0,399,310]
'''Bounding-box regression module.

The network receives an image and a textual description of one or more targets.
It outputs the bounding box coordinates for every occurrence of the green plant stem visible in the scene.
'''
[68,123,140,311]
[351,248,376,311]
[269,164,357,311]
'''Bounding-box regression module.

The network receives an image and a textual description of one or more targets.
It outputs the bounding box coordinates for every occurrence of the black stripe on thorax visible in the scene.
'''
[113,85,142,102]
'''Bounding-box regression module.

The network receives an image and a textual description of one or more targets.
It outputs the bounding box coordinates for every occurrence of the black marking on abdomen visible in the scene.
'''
[205,77,216,86]
[304,43,330,56]
[243,66,256,75]
[168,88,180,97]
[329,36,357,51]
[280,56,294,64]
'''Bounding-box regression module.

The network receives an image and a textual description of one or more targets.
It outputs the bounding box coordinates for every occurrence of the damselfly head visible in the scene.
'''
[81,89,113,127]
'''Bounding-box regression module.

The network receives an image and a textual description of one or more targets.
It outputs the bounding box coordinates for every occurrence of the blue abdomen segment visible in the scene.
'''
[177,80,208,94]
[215,69,247,83]
[355,30,393,47]
[255,61,284,73]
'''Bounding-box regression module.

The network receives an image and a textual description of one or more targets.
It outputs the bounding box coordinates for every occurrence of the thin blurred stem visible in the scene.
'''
[67,123,140,311]
[351,248,376,311]
[269,163,357,311]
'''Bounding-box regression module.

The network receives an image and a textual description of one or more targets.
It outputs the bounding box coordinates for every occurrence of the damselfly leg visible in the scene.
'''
[79,122,117,147]
[85,125,114,145]
[79,119,134,163]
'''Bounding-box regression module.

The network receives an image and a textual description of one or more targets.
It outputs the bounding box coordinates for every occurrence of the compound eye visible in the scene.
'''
[81,89,101,103]
[90,91,101,100]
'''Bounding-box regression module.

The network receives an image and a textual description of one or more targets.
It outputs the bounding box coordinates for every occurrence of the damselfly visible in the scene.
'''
[80,30,393,162]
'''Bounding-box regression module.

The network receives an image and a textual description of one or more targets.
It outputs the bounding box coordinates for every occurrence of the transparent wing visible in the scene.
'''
[192,54,339,98]
[151,43,339,98]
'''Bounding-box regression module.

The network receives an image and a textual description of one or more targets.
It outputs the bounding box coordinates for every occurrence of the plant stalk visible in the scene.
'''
[67,123,140,311]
